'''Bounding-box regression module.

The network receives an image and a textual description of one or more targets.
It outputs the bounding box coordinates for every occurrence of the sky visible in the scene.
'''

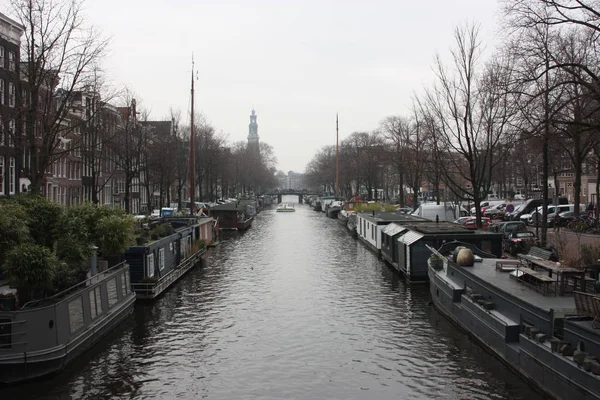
[74,1,499,172]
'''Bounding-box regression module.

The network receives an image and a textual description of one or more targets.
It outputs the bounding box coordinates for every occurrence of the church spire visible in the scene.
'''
[247,108,259,150]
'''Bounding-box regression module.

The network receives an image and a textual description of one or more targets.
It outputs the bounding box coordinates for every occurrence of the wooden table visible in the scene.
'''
[528,259,585,295]
[513,266,557,296]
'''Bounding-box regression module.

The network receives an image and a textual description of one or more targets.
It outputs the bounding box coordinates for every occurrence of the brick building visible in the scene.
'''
[0,12,23,198]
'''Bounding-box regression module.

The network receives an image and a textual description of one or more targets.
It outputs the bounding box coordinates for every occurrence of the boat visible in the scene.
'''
[326,200,342,218]
[210,200,255,231]
[428,242,600,399]
[126,217,211,300]
[0,262,136,384]
[277,203,296,212]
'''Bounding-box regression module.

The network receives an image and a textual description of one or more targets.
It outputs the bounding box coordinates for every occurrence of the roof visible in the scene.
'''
[408,222,473,235]
[359,211,429,224]
[382,223,406,237]
[399,230,424,246]
[210,202,244,212]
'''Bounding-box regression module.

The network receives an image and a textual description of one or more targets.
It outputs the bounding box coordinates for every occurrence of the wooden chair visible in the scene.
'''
[574,291,600,328]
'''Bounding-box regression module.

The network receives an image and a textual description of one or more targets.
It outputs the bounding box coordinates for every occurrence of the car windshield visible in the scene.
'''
[512,204,524,212]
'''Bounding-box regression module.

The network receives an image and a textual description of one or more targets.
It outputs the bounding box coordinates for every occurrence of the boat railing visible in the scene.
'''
[20,261,129,310]
[130,248,206,297]
[0,262,132,353]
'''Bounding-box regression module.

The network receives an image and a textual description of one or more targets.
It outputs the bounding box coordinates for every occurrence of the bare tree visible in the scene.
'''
[12,0,108,195]
[426,23,517,226]
[380,116,409,205]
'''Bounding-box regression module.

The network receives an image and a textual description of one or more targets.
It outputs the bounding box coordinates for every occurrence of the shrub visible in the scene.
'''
[581,244,600,267]
[2,244,59,299]
[11,195,61,248]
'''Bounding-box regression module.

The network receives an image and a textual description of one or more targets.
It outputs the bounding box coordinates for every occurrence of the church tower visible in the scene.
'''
[247,108,259,151]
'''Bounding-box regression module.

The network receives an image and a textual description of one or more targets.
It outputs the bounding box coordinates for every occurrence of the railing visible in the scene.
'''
[21,262,129,309]
[130,248,205,298]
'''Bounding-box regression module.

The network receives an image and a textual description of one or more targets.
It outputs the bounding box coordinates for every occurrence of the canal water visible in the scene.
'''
[7,196,543,399]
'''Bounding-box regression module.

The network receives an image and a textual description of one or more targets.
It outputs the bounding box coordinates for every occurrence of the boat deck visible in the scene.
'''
[444,258,577,314]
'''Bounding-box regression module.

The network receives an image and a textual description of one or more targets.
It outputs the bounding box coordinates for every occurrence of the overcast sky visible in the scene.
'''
[81,0,501,173]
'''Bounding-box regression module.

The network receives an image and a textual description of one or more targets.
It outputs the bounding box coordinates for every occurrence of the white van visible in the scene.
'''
[411,203,464,222]
[528,204,583,225]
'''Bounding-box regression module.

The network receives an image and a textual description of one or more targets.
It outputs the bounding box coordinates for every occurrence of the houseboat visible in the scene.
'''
[0,262,136,384]
[320,195,336,213]
[325,200,342,218]
[428,243,600,400]
[356,211,429,254]
[125,217,212,300]
[381,222,503,281]
[210,201,255,231]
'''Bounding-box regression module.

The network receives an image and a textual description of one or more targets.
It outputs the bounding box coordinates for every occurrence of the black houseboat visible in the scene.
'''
[381,222,503,281]
[125,218,207,300]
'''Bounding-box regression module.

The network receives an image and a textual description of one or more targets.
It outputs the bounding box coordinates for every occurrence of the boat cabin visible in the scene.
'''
[125,218,202,287]
[393,222,503,281]
[356,211,429,253]
[210,201,254,231]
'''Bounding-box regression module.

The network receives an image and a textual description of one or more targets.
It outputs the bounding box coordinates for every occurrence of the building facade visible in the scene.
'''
[0,12,23,198]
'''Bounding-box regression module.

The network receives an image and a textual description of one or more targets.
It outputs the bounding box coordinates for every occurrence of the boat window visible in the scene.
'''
[0,319,12,348]
[124,273,130,295]
[89,289,98,320]
[147,254,155,277]
[107,278,118,308]
[159,248,165,271]
[121,272,128,295]
[68,297,85,334]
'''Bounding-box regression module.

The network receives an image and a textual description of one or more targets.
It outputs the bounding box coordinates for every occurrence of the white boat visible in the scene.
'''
[276,203,295,212]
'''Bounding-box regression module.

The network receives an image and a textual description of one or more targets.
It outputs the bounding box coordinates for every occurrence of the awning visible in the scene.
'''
[382,223,406,237]
[398,230,424,246]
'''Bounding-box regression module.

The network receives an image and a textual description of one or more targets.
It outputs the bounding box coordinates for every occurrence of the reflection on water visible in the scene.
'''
[5,196,543,399]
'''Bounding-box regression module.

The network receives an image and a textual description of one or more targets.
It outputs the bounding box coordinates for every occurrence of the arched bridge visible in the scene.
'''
[263,189,309,204]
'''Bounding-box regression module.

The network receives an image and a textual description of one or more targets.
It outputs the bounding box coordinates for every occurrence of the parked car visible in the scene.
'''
[505,197,568,221]
[528,204,583,226]
[488,221,528,239]
[483,203,507,219]
[452,217,471,225]
[503,231,537,256]
[462,217,492,230]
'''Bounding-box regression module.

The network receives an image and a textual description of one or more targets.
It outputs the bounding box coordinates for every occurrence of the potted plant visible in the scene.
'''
[428,255,445,270]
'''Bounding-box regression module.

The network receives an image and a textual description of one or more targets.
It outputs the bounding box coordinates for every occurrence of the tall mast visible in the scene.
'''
[189,55,196,216]
[335,113,339,199]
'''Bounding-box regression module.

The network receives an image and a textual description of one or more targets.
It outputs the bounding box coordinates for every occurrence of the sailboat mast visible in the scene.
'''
[189,56,196,216]
[335,113,339,199]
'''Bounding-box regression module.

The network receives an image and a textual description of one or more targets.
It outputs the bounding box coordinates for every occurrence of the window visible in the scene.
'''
[8,119,14,147]
[0,79,4,105]
[9,158,14,194]
[159,248,165,271]
[0,318,11,348]
[0,157,3,195]
[147,254,155,277]
[8,82,15,107]
[68,297,84,334]
[89,287,103,320]
[21,88,27,106]
[107,278,118,308]
[0,47,4,68]
[8,51,15,71]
